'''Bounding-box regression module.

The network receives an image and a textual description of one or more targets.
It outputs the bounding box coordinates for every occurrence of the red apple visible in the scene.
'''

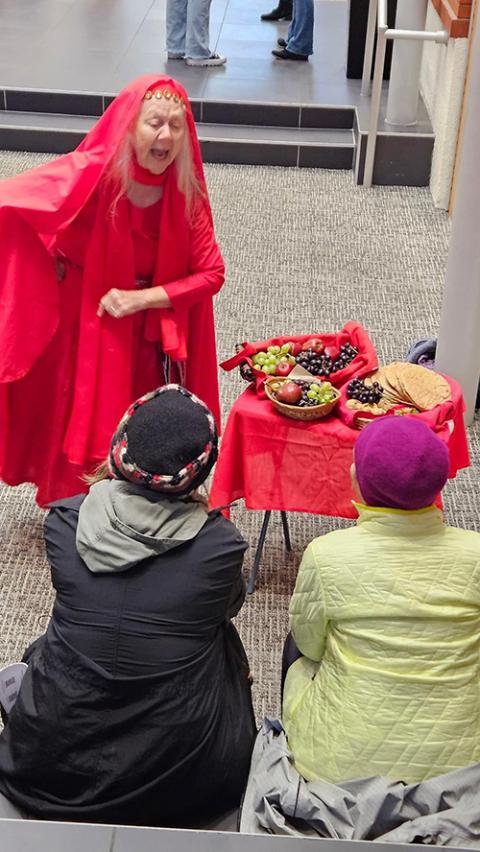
[275,359,293,377]
[324,345,339,360]
[301,338,325,354]
[276,381,302,405]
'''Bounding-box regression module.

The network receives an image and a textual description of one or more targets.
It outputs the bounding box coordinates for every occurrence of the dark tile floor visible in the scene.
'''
[0,0,359,106]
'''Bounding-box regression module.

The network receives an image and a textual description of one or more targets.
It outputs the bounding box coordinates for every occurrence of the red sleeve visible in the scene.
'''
[0,208,59,383]
[162,202,225,311]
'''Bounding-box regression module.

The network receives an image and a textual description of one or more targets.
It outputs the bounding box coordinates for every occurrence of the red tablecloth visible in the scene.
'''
[209,377,470,520]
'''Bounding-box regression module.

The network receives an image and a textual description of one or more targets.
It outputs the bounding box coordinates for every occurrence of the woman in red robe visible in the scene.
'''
[0,75,224,506]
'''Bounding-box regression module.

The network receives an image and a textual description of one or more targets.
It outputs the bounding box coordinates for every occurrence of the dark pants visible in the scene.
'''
[280,632,302,702]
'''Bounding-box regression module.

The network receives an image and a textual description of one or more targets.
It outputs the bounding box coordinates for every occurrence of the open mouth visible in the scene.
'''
[151,149,169,161]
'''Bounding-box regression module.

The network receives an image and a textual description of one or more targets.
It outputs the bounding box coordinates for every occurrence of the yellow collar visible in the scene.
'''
[353,501,444,533]
[352,501,439,516]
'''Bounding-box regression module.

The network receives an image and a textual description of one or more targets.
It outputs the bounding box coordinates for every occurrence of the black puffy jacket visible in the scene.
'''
[0,497,256,826]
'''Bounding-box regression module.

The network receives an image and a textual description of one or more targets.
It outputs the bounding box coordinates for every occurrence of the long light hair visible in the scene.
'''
[84,460,110,487]
[103,107,204,219]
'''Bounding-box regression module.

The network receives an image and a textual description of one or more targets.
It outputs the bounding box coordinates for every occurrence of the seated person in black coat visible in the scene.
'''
[0,385,256,826]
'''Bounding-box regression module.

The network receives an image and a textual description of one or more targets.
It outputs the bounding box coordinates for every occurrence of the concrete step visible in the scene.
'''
[0,110,355,169]
[0,86,435,185]
[1,87,355,129]
[0,111,96,153]
[200,123,354,168]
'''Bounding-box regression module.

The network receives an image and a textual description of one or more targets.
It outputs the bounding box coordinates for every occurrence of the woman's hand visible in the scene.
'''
[97,286,171,318]
[97,288,149,319]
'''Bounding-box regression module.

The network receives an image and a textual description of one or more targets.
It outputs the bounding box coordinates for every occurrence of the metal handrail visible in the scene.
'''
[361,0,448,187]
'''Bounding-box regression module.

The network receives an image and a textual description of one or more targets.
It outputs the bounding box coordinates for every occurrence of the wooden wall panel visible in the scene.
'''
[431,0,472,36]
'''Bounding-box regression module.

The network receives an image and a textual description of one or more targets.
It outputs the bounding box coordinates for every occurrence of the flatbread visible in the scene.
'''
[364,362,450,411]
[395,363,450,410]
[364,368,403,404]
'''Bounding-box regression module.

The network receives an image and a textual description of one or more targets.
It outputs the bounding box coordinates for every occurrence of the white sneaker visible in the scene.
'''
[185,53,227,67]
[167,52,185,59]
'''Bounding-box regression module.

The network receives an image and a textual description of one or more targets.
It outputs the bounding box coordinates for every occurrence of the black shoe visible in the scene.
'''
[261,9,293,20]
[261,1,293,21]
[277,38,287,47]
[272,47,308,61]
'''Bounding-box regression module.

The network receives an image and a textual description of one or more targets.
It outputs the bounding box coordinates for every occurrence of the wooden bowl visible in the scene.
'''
[265,378,340,421]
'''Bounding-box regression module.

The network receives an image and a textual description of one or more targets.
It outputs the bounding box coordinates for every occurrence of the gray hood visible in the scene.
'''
[76,480,208,573]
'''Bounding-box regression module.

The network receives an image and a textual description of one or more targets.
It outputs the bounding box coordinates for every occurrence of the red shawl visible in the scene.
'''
[0,75,224,471]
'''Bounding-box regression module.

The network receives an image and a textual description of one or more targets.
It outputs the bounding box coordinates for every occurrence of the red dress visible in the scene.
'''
[0,75,224,505]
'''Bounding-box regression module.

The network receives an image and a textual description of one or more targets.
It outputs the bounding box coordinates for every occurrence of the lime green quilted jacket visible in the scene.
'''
[283,504,480,783]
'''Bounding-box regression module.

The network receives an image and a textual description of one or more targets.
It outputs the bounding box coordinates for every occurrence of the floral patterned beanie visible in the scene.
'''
[108,385,218,496]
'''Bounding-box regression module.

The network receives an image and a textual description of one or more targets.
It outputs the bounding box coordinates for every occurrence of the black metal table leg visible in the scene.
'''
[280,511,291,551]
[247,510,272,594]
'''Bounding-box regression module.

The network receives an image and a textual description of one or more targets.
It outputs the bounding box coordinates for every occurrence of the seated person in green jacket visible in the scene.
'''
[0,385,256,826]
[283,416,480,784]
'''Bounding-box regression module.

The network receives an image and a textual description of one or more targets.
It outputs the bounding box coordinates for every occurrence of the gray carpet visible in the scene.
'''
[0,151,478,721]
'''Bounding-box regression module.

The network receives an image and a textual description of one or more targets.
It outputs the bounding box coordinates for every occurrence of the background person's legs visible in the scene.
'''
[286,0,314,56]
[166,0,188,57]
[185,0,212,60]
[261,0,293,21]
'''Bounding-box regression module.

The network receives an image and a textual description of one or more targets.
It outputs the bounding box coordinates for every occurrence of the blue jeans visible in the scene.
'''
[286,0,314,56]
[166,0,213,59]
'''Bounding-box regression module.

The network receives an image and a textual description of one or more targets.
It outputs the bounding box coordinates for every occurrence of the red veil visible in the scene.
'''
[0,75,224,503]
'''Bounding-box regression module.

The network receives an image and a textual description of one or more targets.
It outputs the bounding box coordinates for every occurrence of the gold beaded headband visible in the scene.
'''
[143,88,186,108]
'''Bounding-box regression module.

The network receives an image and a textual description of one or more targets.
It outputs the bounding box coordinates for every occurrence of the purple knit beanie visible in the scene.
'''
[354,416,450,510]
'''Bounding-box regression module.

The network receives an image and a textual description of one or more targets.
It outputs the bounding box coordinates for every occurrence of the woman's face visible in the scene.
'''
[133,98,186,174]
